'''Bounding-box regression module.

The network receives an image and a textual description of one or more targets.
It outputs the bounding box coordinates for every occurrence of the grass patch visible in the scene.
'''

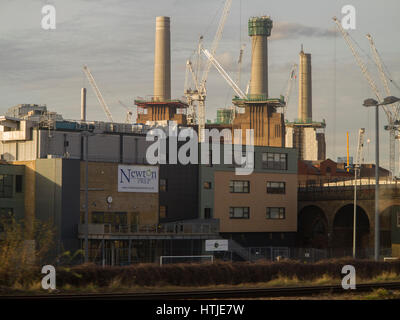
[363,288,396,300]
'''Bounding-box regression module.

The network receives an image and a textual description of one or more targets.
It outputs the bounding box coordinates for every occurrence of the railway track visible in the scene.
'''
[1,282,400,300]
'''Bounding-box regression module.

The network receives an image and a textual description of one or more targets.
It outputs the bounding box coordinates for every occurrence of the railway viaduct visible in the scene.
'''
[298,183,400,255]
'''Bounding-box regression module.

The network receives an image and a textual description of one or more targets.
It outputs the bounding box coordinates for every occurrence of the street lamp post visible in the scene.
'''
[83,131,89,264]
[352,128,365,259]
[363,96,400,261]
[353,164,358,259]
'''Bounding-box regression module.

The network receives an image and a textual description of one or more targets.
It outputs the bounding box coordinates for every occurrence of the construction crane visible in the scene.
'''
[366,34,400,177]
[283,63,298,117]
[202,48,246,99]
[202,48,247,124]
[83,65,114,123]
[333,17,396,177]
[184,59,200,125]
[118,100,134,124]
[352,127,365,258]
[184,0,232,142]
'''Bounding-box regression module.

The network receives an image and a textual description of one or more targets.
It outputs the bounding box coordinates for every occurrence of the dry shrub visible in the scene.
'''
[53,258,400,289]
[0,217,55,287]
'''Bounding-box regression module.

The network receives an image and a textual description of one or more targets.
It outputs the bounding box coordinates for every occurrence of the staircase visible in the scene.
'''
[211,235,259,261]
[228,239,260,261]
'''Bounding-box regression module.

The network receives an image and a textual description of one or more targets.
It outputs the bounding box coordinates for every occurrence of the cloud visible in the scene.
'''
[270,22,336,41]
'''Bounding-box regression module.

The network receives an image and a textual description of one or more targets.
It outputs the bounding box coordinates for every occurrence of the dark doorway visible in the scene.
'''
[297,206,328,248]
[380,205,400,248]
[332,204,370,249]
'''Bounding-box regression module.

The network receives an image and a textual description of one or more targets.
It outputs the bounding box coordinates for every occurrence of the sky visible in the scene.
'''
[0,0,400,171]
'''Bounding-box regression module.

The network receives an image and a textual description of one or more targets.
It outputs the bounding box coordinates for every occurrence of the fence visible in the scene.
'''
[78,221,219,236]
[244,247,393,263]
[84,246,395,266]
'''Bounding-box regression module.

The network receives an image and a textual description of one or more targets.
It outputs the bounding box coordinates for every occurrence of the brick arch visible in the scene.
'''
[297,205,329,248]
[331,201,370,219]
[332,204,370,250]
[379,204,400,248]
[380,201,400,214]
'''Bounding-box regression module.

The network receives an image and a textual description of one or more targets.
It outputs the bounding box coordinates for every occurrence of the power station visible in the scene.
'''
[1,2,400,267]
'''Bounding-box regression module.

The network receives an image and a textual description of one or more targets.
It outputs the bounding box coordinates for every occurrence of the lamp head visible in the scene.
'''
[363,98,379,107]
[382,96,400,105]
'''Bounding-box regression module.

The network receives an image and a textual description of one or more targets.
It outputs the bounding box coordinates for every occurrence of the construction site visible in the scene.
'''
[1,0,400,266]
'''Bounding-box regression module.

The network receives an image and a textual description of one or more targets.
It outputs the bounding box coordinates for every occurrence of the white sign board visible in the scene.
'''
[205,239,229,252]
[118,165,159,193]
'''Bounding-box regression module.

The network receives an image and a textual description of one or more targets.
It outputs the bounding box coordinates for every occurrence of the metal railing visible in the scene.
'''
[78,221,219,236]
[236,247,393,263]
[299,178,400,201]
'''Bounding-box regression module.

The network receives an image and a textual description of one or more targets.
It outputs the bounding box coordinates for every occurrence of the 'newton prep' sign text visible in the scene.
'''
[118,165,159,193]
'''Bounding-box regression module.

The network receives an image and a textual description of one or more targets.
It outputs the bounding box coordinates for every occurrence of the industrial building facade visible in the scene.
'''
[0,106,301,263]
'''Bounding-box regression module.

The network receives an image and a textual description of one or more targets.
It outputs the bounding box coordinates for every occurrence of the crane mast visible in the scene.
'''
[355,128,366,168]
[83,65,114,123]
[200,0,232,88]
[236,44,246,86]
[283,63,298,116]
[184,0,232,142]
[184,60,199,125]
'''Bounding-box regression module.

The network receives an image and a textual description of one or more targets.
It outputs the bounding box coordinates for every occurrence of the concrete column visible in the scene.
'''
[81,88,87,121]
[154,16,171,102]
[248,16,272,98]
[250,35,268,97]
[298,49,312,122]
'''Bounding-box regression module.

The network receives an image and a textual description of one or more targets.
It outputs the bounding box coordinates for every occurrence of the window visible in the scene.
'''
[15,175,23,193]
[104,212,114,224]
[262,152,288,170]
[160,206,167,219]
[204,208,212,219]
[266,207,285,219]
[114,212,127,225]
[203,182,212,189]
[229,180,250,193]
[275,124,281,137]
[131,212,139,225]
[229,207,250,219]
[397,212,400,227]
[266,181,286,194]
[0,175,13,198]
[160,179,167,192]
[91,212,104,224]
